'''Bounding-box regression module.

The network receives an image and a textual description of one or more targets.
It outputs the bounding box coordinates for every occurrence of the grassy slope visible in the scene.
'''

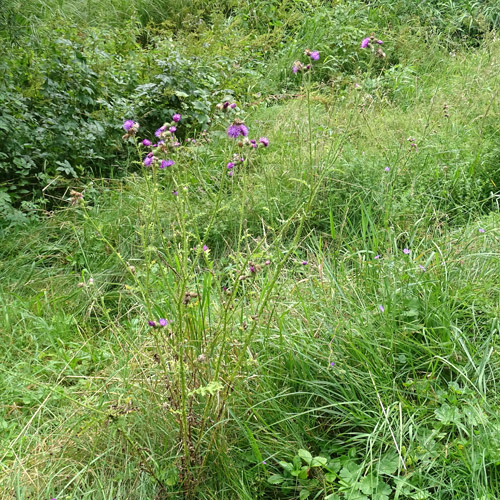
[1,6,500,500]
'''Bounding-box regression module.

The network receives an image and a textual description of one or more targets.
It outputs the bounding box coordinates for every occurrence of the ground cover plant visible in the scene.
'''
[1,1,500,499]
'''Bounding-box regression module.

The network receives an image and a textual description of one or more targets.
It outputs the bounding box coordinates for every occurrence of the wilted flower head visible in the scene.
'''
[361,37,370,49]
[148,321,156,327]
[69,189,83,206]
[259,137,269,147]
[227,119,249,139]
[292,60,304,73]
[172,113,181,122]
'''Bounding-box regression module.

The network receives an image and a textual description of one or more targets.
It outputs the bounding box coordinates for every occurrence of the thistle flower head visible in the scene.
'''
[259,137,269,147]
[169,126,177,133]
[144,155,154,166]
[227,119,248,139]
[123,120,135,131]
[172,113,181,122]
[160,159,175,169]
[142,139,152,146]
[361,37,370,48]
[292,60,303,73]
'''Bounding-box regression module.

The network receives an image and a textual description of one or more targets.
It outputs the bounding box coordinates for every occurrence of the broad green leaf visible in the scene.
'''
[298,449,313,465]
[310,456,328,467]
[267,474,285,485]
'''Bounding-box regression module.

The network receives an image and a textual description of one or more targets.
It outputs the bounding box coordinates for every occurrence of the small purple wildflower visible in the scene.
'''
[310,51,320,61]
[159,318,168,327]
[148,321,156,327]
[123,120,134,131]
[259,137,269,147]
[292,60,303,73]
[377,40,383,45]
[384,167,390,172]
[230,103,237,109]
[330,361,335,367]
[302,260,308,266]
[172,190,178,196]
[142,139,152,146]
[374,254,381,260]
[223,101,230,109]
[379,305,385,313]
[169,126,177,133]
[249,264,256,273]
[227,162,234,169]
[262,461,267,465]
[228,171,234,177]
[419,265,426,271]
[172,113,181,122]
[354,83,361,88]
[143,155,154,166]
[203,245,209,252]
[403,248,410,255]
[361,37,370,48]
[478,228,485,233]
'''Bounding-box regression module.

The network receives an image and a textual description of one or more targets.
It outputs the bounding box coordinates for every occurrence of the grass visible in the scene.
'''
[1,1,500,499]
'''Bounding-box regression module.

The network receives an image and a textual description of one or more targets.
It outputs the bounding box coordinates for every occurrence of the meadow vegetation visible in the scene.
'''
[1,1,500,498]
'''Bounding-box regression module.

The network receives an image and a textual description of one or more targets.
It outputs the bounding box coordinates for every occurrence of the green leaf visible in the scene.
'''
[298,449,313,465]
[378,451,400,475]
[359,474,379,495]
[267,474,285,485]
[325,473,337,483]
[299,489,311,500]
[311,456,328,467]
[434,403,462,425]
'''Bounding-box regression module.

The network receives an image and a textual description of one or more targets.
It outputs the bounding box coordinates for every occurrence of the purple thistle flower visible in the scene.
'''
[228,171,234,177]
[249,264,256,273]
[148,321,156,327]
[227,120,249,139]
[223,101,230,109]
[384,167,390,172]
[330,361,335,367]
[227,162,234,169]
[144,155,154,166]
[310,51,320,61]
[160,159,175,169]
[302,260,308,266]
[203,245,209,252]
[230,103,237,109]
[159,318,168,327]
[172,113,181,122]
[259,137,269,147]
[169,126,177,133]
[172,190,178,196]
[377,40,383,45]
[403,248,410,255]
[227,124,241,138]
[155,125,166,137]
[142,139,152,146]
[478,228,485,233]
[379,305,385,313]
[361,37,370,49]
[123,120,134,131]
[374,254,381,260]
